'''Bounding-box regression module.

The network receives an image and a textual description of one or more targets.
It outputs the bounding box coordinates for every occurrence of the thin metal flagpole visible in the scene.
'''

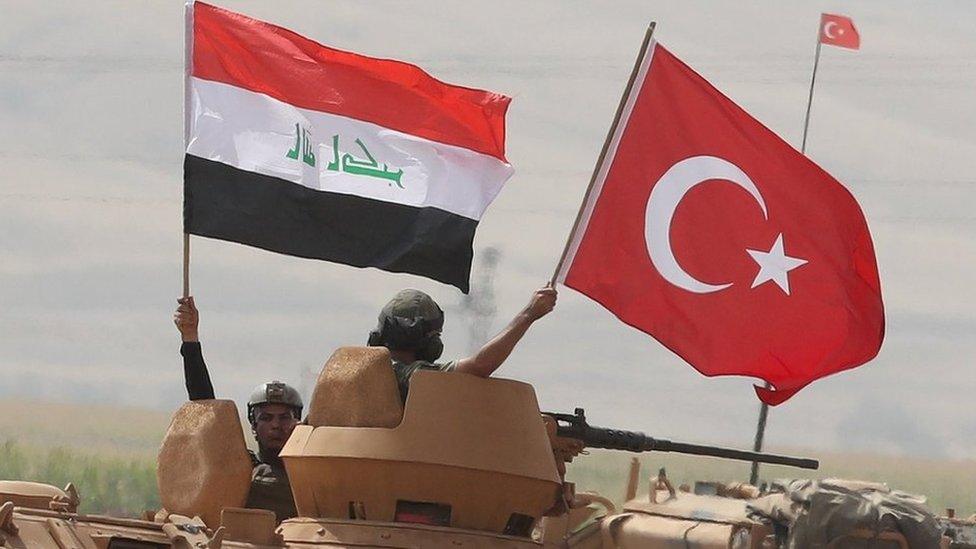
[749,383,772,485]
[549,22,657,286]
[749,25,824,487]
[800,39,823,154]
[182,0,194,298]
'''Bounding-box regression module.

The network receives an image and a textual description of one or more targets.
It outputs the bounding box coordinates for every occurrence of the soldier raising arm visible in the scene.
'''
[174,297,215,400]
[173,296,302,521]
[368,285,558,401]
[453,286,557,377]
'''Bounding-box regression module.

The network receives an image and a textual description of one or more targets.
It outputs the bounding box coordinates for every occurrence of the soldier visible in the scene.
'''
[174,296,299,521]
[368,285,557,401]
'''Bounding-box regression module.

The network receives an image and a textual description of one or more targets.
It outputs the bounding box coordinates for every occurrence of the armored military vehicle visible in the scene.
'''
[1,347,970,547]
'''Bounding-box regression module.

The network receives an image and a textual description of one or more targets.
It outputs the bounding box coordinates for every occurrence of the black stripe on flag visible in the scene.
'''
[184,155,475,292]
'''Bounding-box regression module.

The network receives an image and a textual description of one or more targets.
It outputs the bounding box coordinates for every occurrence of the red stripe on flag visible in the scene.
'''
[192,2,510,162]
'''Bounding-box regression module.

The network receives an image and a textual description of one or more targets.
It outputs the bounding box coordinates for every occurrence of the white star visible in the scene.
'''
[746,234,808,295]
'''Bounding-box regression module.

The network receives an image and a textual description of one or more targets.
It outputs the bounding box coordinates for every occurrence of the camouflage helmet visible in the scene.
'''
[246,380,303,424]
[367,289,445,361]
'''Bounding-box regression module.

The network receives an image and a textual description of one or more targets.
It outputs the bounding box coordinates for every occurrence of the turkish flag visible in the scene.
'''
[820,13,860,50]
[556,42,884,405]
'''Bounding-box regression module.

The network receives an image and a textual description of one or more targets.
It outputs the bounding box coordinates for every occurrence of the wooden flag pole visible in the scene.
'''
[749,25,824,487]
[549,22,656,286]
[182,233,191,298]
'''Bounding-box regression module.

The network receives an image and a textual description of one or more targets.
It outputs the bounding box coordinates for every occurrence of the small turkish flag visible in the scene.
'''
[556,42,884,405]
[820,13,860,50]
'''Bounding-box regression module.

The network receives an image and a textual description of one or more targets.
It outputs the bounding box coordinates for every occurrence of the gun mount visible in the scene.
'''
[544,407,819,470]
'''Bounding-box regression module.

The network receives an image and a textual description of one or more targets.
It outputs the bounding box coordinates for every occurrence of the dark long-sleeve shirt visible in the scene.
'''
[180,342,215,400]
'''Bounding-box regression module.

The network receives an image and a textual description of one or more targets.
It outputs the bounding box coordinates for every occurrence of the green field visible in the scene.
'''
[0,399,169,515]
[0,440,159,516]
[1,400,973,518]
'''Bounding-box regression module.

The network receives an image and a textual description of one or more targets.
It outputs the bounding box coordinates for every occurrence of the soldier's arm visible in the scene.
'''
[175,296,216,400]
[453,286,556,378]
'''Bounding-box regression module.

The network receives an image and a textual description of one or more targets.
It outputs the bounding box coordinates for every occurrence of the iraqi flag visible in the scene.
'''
[556,39,884,405]
[183,2,512,292]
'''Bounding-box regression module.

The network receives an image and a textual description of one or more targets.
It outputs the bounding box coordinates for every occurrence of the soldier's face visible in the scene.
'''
[254,403,299,452]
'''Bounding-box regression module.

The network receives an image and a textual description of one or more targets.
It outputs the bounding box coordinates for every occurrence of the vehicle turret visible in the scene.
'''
[279,346,562,536]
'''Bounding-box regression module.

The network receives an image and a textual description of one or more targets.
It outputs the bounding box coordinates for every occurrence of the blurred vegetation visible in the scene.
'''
[0,439,159,516]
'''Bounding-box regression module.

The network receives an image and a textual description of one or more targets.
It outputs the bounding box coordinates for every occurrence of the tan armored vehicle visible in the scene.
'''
[1,347,970,548]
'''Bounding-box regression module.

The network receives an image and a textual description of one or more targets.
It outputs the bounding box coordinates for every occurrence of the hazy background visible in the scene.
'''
[1,1,973,460]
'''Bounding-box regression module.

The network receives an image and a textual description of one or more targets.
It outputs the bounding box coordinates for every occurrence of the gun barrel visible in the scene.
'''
[547,409,819,471]
[652,439,819,470]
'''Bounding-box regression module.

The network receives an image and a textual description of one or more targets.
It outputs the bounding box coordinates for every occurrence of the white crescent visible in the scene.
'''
[644,156,768,293]
[823,21,840,39]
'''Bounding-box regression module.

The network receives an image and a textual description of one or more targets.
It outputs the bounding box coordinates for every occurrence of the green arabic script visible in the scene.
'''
[286,125,404,187]
[327,134,404,188]
[286,123,317,167]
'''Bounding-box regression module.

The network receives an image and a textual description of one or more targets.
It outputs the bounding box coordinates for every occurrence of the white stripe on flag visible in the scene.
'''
[555,40,658,283]
[187,77,513,221]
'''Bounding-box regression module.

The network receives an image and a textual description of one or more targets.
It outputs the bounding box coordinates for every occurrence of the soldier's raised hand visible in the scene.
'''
[523,285,557,321]
[174,296,200,342]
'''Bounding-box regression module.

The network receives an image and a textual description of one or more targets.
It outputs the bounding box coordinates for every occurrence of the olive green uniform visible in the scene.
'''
[392,360,456,402]
[245,450,297,521]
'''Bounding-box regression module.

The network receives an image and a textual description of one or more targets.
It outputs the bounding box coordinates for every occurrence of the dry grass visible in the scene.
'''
[0,399,170,457]
[566,448,976,517]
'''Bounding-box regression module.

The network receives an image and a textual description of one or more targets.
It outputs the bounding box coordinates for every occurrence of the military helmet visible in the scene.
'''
[367,289,445,362]
[246,380,303,424]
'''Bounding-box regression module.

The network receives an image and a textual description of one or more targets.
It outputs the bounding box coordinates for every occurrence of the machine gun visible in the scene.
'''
[544,408,819,470]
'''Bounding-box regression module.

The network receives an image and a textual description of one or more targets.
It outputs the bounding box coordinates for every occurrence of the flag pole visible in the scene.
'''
[182,0,194,298]
[749,382,772,485]
[550,22,656,286]
[182,234,191,297]
[749,23,824,487]
[800,40,823,154]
